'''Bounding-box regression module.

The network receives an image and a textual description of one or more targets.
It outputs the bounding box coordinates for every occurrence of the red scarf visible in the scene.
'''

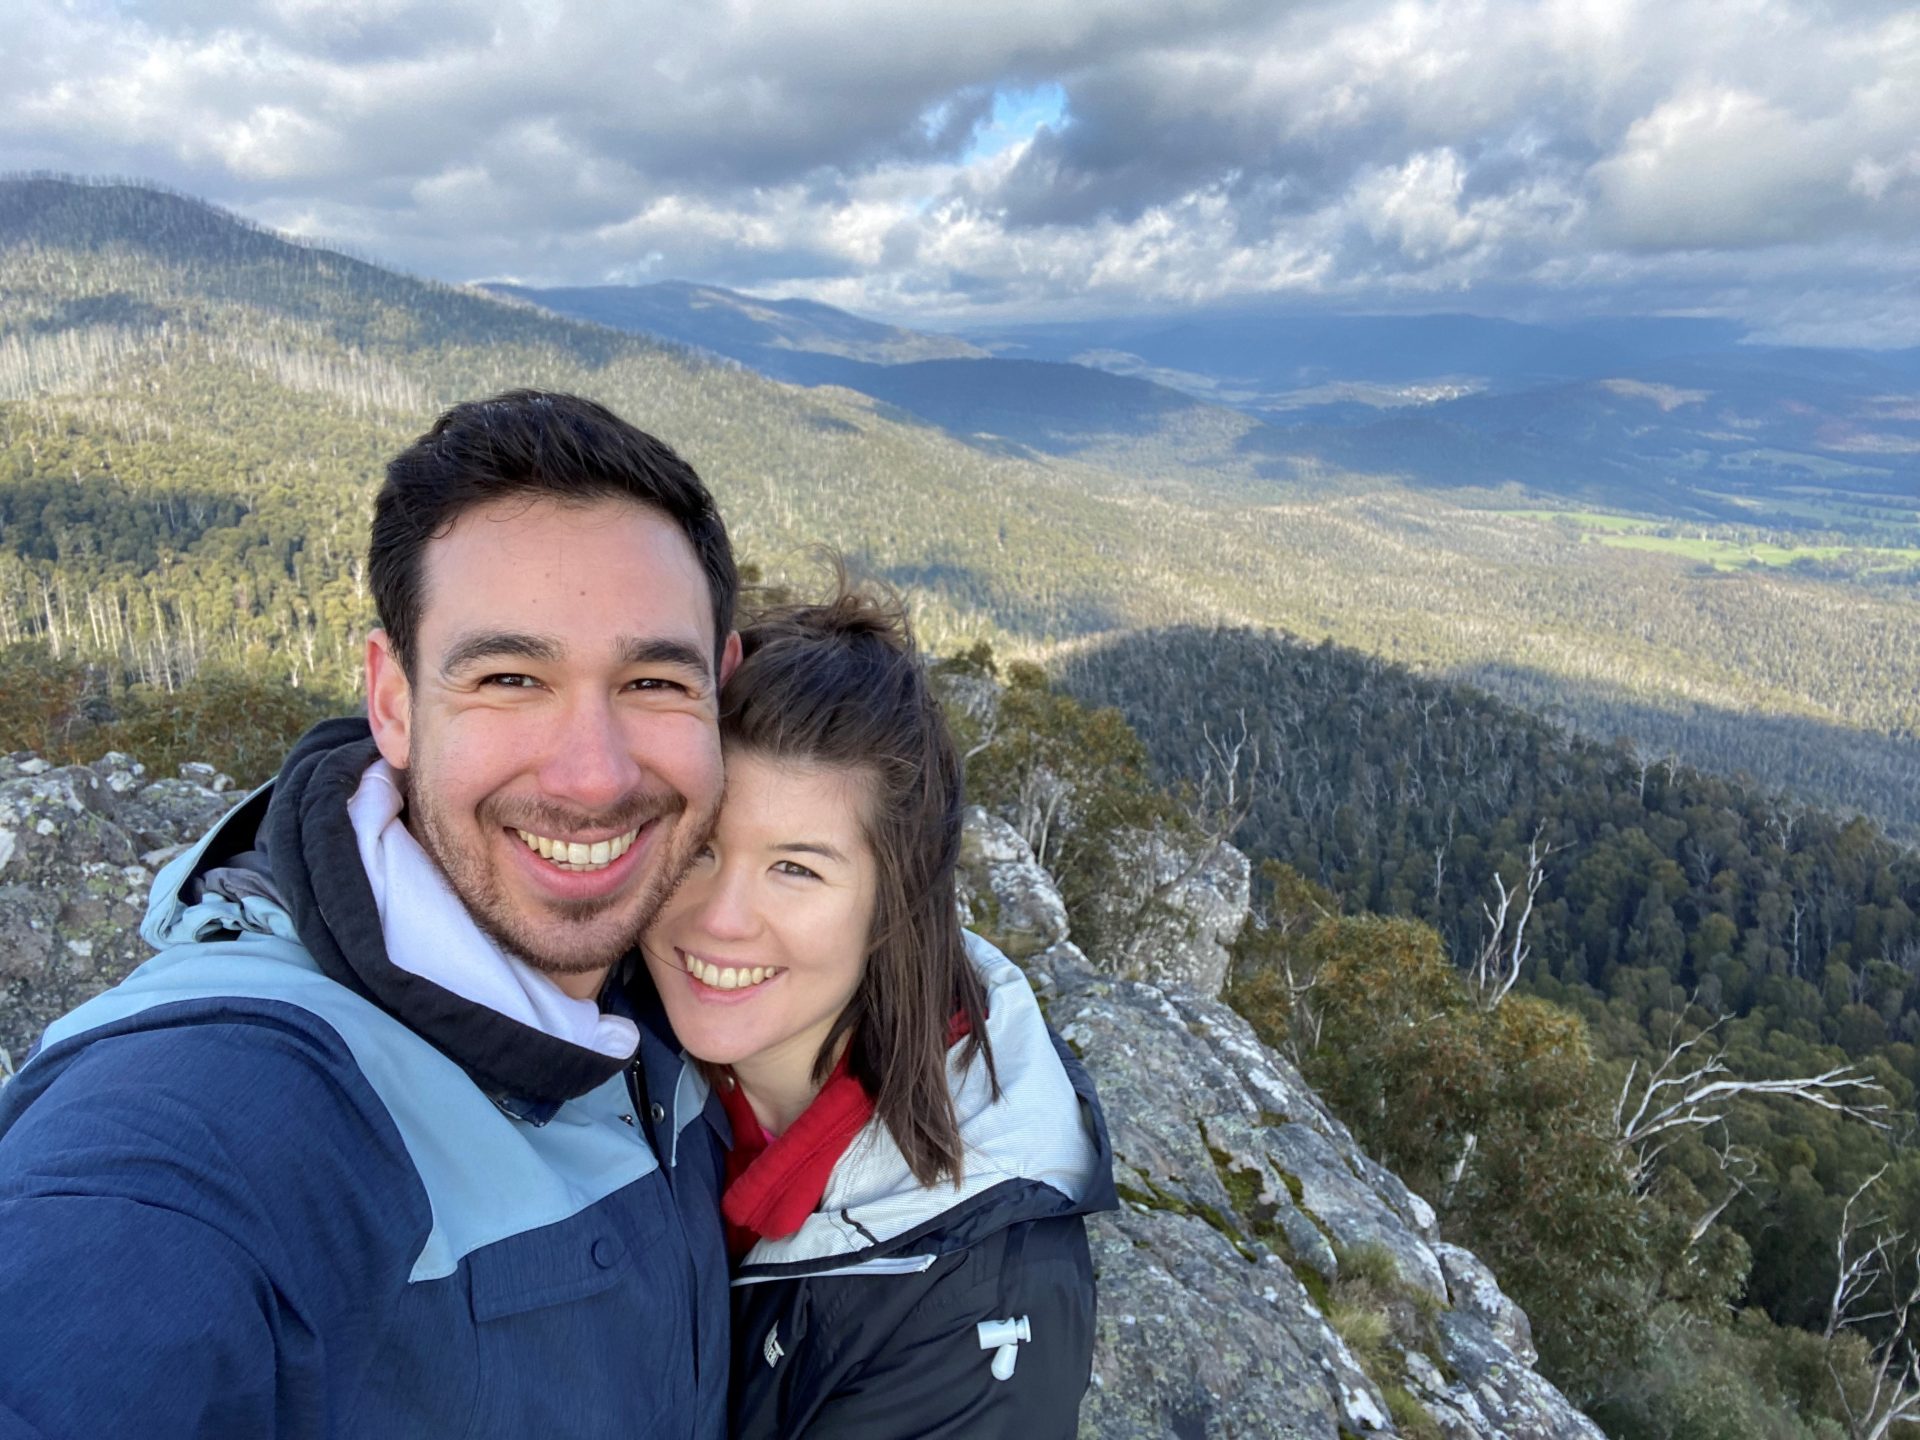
[718,1053,874,1260]
[718,1015,976,1261]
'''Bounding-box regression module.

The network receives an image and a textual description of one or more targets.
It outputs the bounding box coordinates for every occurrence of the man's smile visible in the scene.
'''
[514,825,641,872]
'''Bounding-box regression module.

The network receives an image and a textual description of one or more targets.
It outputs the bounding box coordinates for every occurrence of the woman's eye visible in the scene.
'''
[774,860,820,880]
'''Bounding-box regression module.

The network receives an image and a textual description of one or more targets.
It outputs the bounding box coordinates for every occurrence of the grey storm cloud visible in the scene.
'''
[7,0,1920,342]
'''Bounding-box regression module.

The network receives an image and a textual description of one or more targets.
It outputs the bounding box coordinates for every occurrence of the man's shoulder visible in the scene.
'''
[6,939,451,1180]
[35,930,451,1093]
[3,982,418,1173]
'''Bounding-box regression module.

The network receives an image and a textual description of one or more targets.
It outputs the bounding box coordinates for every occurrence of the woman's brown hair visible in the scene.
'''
[720,576,995,1187]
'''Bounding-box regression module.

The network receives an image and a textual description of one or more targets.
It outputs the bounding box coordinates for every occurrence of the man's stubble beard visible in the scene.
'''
[395,755,722,983]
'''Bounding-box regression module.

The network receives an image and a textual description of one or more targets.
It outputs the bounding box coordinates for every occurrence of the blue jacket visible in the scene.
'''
[0,719,731,1439]
[728,937,1116,1438]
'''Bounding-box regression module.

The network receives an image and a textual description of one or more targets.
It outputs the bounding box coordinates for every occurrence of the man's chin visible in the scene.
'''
[487,910,642,983]
[415,803,710,991]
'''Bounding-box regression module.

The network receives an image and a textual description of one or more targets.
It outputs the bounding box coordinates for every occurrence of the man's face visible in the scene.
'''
[366,495,739,998]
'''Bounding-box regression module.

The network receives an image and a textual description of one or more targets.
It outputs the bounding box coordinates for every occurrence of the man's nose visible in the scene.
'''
[539,697,643,814]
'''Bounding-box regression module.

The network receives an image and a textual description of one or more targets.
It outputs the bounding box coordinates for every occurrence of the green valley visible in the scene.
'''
[3,176,1918,841]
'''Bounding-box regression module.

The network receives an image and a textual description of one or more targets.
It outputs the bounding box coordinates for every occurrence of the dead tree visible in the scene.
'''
[1194,712,1262,847]
[1468,824,1556,1010]
[1686,1131,1760,1248]
[1825,1168,1920,1440]
[1614,1013,1890,1192]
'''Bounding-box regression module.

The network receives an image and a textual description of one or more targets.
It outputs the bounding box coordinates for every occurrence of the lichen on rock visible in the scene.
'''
[0,752,236,1061]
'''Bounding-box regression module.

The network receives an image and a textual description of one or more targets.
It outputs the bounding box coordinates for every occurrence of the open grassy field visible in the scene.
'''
[1593,532,1920,571]
[1497,506,1920,574]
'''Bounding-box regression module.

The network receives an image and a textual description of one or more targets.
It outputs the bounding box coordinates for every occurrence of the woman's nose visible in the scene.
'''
[691,865,760,941]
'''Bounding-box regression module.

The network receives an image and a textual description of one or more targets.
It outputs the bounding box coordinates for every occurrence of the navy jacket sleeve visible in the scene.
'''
[796,1215,1097,1440]
[0,1015,427,1438]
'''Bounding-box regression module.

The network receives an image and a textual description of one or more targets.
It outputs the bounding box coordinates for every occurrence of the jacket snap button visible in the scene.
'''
[649,1102,667,1124]
[591,1238,617,1269]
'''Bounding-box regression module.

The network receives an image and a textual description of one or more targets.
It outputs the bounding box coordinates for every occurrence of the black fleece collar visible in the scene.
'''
[263,717,631,1108]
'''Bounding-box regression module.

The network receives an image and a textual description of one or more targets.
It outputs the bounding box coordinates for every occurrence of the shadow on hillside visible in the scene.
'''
[785,353,1212,455]
[1441,659,1920,844]
[1055,623,1920,848]
[27,294,176,334]
[0,478,252,570]
[846,550,1130,637]
[1229,415,1738,516]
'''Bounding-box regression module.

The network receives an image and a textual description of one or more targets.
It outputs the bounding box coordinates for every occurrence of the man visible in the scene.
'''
[0,391,740,1437]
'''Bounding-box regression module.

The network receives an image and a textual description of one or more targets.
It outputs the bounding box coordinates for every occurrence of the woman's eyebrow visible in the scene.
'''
[774,841,849,863]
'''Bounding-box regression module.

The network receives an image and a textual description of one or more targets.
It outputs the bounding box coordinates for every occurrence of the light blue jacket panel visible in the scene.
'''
[0,792,730,1439]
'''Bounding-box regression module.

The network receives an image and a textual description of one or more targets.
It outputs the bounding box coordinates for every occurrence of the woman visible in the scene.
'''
[641,583,1114,1439]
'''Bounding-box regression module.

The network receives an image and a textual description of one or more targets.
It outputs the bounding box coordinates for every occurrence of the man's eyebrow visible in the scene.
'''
[775,841,850,864]
[618,636,713,677]
[440,630,564,676]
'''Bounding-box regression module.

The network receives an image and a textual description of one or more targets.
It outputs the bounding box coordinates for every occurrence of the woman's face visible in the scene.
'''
[642,750,878,1075]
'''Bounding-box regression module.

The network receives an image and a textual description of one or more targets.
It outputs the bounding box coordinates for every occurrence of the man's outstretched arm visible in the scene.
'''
[0,1016,423,1438]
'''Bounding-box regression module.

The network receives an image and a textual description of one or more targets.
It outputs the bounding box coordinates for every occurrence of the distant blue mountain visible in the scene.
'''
[482,280,986,373]
[483,279,1246,463]
[488,279,1920,522]
[962,311,1753,396]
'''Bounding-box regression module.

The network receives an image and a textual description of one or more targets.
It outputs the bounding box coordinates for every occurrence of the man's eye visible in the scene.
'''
[481,673,539,689]
[629,676,693,694]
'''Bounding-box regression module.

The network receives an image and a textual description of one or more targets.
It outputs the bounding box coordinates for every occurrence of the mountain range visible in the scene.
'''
[3,175,1917,842]
[485,279,1920,524]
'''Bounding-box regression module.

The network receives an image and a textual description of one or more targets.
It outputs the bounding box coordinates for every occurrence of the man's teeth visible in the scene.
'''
[515,827,639,872]
[682,953,779,991]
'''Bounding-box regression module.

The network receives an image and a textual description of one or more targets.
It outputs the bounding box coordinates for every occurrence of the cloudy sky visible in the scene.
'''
[8,0,1920,343]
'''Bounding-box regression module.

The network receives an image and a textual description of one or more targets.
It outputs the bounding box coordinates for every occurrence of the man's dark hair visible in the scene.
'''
[720,573,996,1187]
[369,390,737,674]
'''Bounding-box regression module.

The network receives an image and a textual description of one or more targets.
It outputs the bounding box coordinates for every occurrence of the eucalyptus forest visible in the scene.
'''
[6,173,1920,1437]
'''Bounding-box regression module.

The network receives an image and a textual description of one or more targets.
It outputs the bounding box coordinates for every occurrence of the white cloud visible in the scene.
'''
[5,0,1920,340]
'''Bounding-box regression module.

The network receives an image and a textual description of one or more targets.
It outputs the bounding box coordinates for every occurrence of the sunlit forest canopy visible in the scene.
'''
[3,175,1918,848]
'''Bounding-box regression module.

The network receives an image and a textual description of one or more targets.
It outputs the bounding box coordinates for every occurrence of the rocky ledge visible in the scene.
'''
[959,807,1605,1440]
[0,752,235,1068]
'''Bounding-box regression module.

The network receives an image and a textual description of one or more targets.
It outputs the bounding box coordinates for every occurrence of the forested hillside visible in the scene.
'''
[6,161,1919,1425]
[927,644,1913,1434]
[1057,625,1920,1387]
[4,174,1919,844]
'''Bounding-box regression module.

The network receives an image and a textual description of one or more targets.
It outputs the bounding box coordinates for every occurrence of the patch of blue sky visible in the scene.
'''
[963,82,1068,164]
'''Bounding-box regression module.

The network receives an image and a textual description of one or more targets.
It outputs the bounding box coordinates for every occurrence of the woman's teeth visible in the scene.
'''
[515,827,639,872]
[682,953,779,991]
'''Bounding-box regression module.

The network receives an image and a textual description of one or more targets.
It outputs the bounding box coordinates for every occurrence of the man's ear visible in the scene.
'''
[365,629,413,770]
[718,630,743,687]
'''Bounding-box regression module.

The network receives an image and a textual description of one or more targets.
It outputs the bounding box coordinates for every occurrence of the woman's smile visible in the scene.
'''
[676,948,788,993]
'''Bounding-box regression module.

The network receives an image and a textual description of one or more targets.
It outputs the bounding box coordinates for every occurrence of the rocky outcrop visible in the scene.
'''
[956,806,1071,959]
[4,756,1603,1438]
[964,821,1603,1440]
[1041,941,1602,1440]
[1100,827,1251,998]
[0,752,235,1067]
[957,808,1251,1000]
